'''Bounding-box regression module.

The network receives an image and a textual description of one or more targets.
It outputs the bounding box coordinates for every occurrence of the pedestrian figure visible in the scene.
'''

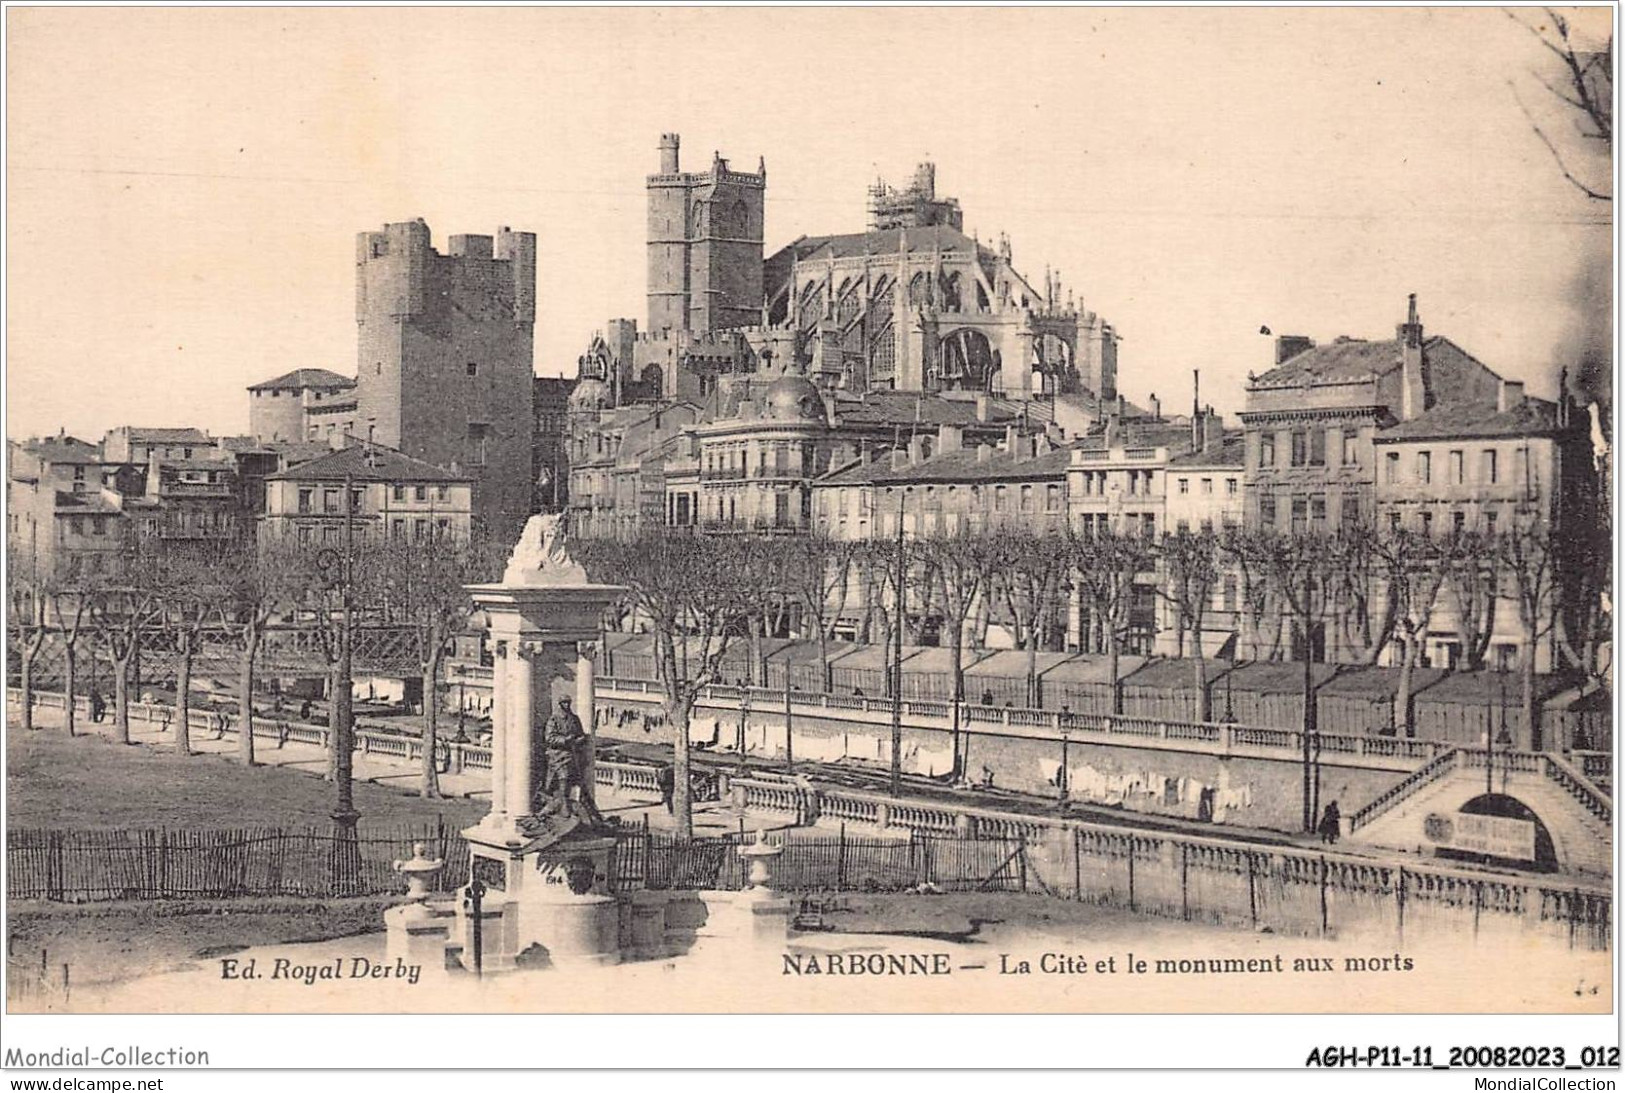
[299,698,313,722]
[89,689,106,724]
[980,765,995,789]
[656,763,676,815]
[852,686,864,698]
[276,720,290,749]
[159,706,172,734]
[213,711,228,740]
[981,689,994,706]
[1318,800,1341,844]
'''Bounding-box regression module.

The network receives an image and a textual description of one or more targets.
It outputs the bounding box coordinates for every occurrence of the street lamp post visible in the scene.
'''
[315,473,362,895]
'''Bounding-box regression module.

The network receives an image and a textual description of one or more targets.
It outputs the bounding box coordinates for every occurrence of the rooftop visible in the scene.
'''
[819,443,1075,487]
[111,426,213,444]
[831,391,1025,429]
[1167,432,1246,467]
[248,368,357,392]
[1374,396,1569,443]
[266,444,469,484]
[19,437,103,464]
[769,223,992,266]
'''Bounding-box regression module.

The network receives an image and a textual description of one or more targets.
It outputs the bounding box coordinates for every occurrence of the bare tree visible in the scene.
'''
[991,527,1070,707]
[1507,6,1613,202]
[1440,529,1502,672]
[377,528,503,797]
[1372,527,1448,737]
[1157,529,1221,721]
[1221,531,1283,662]
[1067,528,1155,715]
[1251,529,1339,832]
[86,535,164,745]
[7,554,49,733]
[576,531,754,839]
[220,540,302,766]
[782,534,859,691]
[917,529,998,776]
[1498,517,1562,747]
[49,578,90,738]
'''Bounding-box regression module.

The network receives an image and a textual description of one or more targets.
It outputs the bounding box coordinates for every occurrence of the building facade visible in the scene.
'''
[248,368,357,443]
[260,444,473,546]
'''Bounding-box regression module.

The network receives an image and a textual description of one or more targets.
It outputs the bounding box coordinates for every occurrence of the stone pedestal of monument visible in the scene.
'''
[450,533,626,974]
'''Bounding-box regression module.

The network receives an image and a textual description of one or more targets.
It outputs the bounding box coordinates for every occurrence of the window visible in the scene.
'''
[1291,497,1308,534]
[392,485,405,502]
[414,519,428,541]
[1291,430,1307,467]
[1341,495,1361,528]
[1485,508,1498,535]
[436,485,448,501]
[1178,478,1189,495]
[1201,478,1213,494]
[1419,510,1433,535]
[323,488,339,513]
[91,516,106,536]
[1259,434,1275,468]
[1449,450,1464,485]
[1309,428,1326,466]
[1140,513,1155,538]
[1418,451,1432,484]
[414,485,427,502]
[298,489,313,514]
[1384,451,1399,484]
[436,518,450,534]
[468,424,489,466]
[1260,494,1277,526]
[467,362,479,377]
[297,526,312,545]
[391,519,405,540]
[1483,449,1498,484]
[1452,510,1466,533]
[1309,496,1326,532]
[183,448,193,459]
[1226,478,1238,496]
[994,486,1007,513]
[1341,431,1359,467]
[350,487,364,512]
[1176,519,1190,535]
[1045,483,1061,513]
[323,525,338,544]
[1126,472,1137,497]
[1020,485,1034,513]
[1388,511,1401,532]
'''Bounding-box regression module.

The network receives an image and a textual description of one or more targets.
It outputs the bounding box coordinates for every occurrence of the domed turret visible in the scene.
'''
[568,377,611,413]
[761,374,827,424]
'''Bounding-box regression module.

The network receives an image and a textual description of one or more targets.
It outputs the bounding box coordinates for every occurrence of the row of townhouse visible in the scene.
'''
[562,296,1599,677]
[8,423,474,583]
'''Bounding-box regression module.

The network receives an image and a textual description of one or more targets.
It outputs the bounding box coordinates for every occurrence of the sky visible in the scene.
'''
[5,6,1613,442]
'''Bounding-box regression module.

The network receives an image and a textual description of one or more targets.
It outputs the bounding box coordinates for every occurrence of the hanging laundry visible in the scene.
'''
[688,717,719,747]
[910,742,955,777]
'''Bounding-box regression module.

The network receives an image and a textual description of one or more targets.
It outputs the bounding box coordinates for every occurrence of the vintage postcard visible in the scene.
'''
[3,4,1616,1048]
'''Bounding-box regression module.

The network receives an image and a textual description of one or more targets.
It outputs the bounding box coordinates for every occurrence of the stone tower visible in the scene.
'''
[646,133,766,336]
[354,220,537,540]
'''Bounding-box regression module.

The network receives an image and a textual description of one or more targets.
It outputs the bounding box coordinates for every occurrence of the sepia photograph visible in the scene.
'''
[2,2,1617,1067]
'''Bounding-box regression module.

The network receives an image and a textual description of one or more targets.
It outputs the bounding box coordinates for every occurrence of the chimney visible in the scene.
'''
[1003,424,1019,453]
[1275,335,1315,364]
[1149,393,1161,421]
[890,447,909,470]
[975,393,991,422]
[938,424,964,453]
[976,443,992,463]
[1204,406,1224,453]
[1117,393,1127,418]
[1398,293,1427,421]
[908,434,927,464]
[1497,379,1525,413]
[1557,367,1572,428]
[1104,414,1119,451]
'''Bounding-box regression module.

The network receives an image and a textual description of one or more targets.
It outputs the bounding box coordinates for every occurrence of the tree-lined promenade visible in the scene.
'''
[9,510,1606,841]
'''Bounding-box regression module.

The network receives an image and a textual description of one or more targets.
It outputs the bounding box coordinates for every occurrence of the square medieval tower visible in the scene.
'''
[354,219,537,541]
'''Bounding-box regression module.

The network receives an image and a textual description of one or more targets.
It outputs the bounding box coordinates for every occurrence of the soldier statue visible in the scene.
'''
[526,696,605,833]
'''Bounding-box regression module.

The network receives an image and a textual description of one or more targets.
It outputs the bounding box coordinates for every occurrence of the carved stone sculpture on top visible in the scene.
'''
[502,513,588,588]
